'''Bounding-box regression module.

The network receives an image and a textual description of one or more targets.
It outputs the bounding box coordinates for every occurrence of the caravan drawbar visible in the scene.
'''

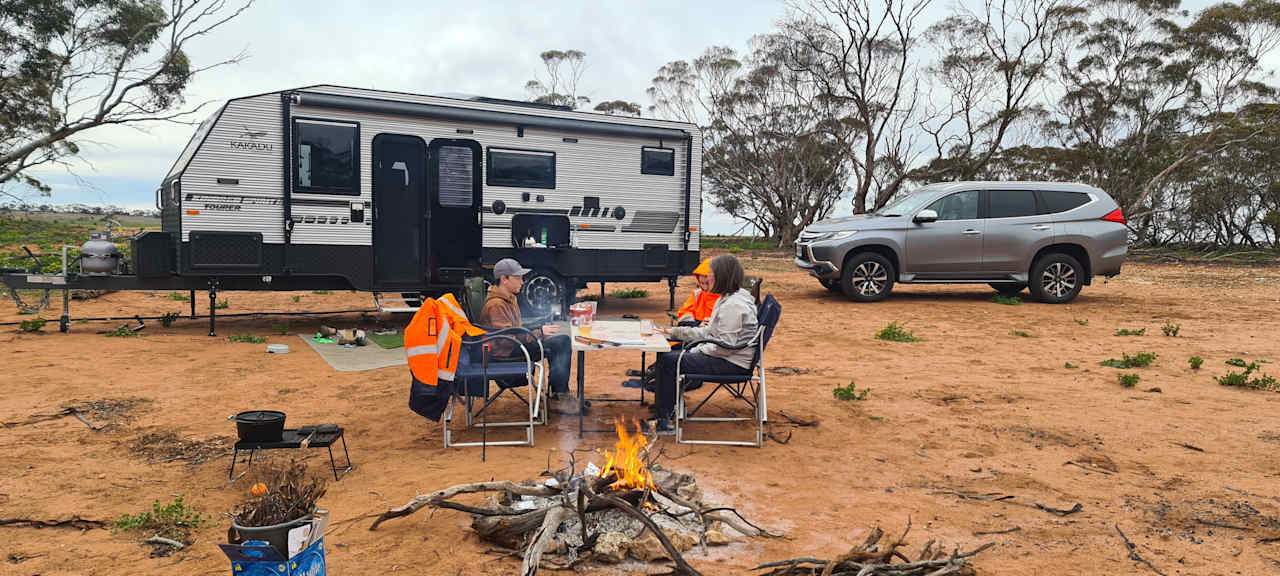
[3,85,703,324]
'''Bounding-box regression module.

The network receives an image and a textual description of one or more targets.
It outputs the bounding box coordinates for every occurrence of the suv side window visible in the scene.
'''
[926,190,979,221]
[1037,190,1090,214]
[987,189,1037,219]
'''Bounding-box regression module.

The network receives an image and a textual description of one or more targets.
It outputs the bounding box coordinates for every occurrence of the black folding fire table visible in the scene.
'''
[227,425,353,481]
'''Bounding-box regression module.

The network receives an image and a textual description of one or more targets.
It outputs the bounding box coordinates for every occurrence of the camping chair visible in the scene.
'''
[443,328,547,450]
[460,276,488,320]
[674,293,780,447]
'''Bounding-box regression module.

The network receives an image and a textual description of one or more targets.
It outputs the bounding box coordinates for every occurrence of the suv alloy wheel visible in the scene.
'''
[841,252,895,302]
[1029,253,1084,303]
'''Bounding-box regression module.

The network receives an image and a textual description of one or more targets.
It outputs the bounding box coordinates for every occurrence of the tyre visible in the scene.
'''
[519,269,566,319]
[1029,253,1084,304]
[840,252,895,302]
[820,278,841,293]
[988,282,1027,297]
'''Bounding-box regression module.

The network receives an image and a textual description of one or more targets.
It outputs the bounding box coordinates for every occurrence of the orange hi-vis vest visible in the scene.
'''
[406,294,485,388]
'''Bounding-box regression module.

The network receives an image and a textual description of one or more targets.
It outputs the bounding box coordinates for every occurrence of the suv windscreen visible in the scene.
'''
[987,189,1037,218]
[926,190,979,220]
[1038,190,1090,214]
[877,190,937,216]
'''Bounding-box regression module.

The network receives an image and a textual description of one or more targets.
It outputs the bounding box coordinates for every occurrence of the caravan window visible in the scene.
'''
[437,145,475,207]
[641,146,675,176]
[295,119,359,195]
[487,148,555,189]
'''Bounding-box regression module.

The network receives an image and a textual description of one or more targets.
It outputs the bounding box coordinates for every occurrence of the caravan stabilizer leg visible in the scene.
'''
[189,290,196,319]
[207,280,218,337]
[667,276,677,311]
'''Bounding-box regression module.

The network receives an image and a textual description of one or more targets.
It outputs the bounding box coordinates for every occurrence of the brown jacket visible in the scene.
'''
[479,286,539,357]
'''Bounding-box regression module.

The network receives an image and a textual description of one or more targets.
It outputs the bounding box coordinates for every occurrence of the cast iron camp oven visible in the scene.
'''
[230,410,285,443]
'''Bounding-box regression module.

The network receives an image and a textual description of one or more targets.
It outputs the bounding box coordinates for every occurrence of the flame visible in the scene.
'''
[599,418,654,491]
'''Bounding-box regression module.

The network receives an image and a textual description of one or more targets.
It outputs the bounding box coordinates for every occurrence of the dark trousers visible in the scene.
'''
[499,334,572,395]
[656,351,752,419]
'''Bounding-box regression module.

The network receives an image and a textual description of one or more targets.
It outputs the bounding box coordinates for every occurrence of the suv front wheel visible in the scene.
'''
[841,252,895,302]
[1029,253,1084,304]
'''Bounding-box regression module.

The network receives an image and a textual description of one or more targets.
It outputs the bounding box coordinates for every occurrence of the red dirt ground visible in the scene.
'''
[2,255,1279,575]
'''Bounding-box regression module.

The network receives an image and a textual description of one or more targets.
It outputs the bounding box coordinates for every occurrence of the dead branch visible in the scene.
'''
[145,535,184,550]
[520,506,569,576]
[932,488,1083,517]
[0,516,108,529]
[370,481,558,531]
[1116,524,1166,576]
[753,539,995,576]
[1172,442,1205,453]
[972,526,1021,536]
[599,494,704,576]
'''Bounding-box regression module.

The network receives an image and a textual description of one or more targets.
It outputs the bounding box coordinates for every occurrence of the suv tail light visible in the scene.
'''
[1101,207,1126,225]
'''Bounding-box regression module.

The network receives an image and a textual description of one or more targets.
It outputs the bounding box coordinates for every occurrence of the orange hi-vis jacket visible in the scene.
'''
[405,294,484,388]
[676,289,720,322]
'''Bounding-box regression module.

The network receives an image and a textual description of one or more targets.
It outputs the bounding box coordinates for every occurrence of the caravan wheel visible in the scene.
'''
[520,270,565,319]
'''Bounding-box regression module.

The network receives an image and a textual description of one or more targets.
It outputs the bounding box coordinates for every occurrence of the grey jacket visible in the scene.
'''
[670,288,758,369]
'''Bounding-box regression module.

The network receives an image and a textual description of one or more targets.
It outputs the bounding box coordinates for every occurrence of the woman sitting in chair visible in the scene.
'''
[653,254,758,434]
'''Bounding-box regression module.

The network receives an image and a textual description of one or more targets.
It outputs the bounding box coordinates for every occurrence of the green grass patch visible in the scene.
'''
[1214,361,1280,391]
[114,495,211,545]
[578,293,601,302]
[227,334,267,344]
[160,312,179,328]
[701,235,777,252]
[1100,352,1158,369]
[105,325,138,338]
[611,288,649,299]
[875,322,921,342]
[991,294,1021,306]
[1064,362,1078,369]
[271,323,289,335]
[291,295,301,303]
[1161,322,1180,337]
[169,292,190,302]
[1074,318,1089,326]
[19,317,47,332]
[833,381,870,401]
[1010,330,1033,338]
[1226,358,1249,368]
[311,290,331,295]
[1189,356,1204,370]
[214,299,229,310]
[1114,328,1146,336]
[367,332,404,349]
[1118,373,1140,388]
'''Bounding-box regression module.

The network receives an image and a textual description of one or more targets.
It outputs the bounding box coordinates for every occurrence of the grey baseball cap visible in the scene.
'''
[493,258,532,280]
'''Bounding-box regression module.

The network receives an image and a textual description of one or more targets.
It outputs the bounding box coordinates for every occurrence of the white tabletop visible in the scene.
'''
[571,319,671,352]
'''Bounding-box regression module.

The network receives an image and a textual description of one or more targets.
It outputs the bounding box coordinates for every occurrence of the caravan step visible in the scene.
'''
[373,292,421,313]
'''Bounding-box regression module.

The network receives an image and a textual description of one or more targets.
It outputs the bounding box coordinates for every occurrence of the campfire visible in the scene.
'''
[371,419,774,574]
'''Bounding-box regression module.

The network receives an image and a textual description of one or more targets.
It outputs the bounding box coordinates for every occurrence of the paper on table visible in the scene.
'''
[608,338,648,346]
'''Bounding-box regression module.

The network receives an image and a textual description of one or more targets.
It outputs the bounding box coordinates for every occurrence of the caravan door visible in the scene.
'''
[372,134,426,290]
[426,139,482,283]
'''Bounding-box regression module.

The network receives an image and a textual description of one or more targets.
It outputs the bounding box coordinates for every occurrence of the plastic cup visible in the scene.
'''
[640,319,654,336]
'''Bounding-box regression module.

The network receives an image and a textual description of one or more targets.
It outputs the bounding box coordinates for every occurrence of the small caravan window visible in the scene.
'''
[437,145,475,207]
[641,146,675,176]
[295,119,358,195]
[487,148,555,189]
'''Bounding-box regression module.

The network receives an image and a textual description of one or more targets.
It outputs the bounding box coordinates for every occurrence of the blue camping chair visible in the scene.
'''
[442,326,547,450]
[674,293,780,447]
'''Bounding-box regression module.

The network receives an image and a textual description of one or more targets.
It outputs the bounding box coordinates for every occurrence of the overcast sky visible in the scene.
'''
[15,0,1232,234]
[17,0,801,234]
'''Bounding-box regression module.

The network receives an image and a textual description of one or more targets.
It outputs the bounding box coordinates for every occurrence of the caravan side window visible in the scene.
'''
[487,148,555,189]
[295,119,359,195]
[641,146,675,176]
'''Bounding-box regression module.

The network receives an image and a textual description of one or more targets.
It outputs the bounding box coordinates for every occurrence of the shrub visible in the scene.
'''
[1100,352,1158,369]
[1065,362,1078,369]
[1114,328,1146,336]
[1215,361,1280,391]
[611,288,649,299]
[833,381,870,401]
[1226,358,1248,368]
[578,293,601,302]
[160,312,179,328]
[1118,373,1140,388]
[214,299,229,310]
[1189,356,1204,370]
[1010,330,1033,338]
[1161,322,1180,337]
[991,294,1021,306]
[19,317,46,333]
[291,295,301,303]
[114,495,211,544]
[228,334,267,344]
[876,321,921,342]
[105,325,138,338]
[1074,318,1089,326]
[169,292,189,302]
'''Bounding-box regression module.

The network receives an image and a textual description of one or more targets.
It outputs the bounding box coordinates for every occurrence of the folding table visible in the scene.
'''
[572,320,671,438]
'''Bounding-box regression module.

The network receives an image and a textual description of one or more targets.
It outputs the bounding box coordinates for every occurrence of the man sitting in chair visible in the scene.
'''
[480,258,577,415]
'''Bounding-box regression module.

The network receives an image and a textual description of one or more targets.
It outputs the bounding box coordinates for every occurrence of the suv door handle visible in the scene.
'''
[1031,224,1051,231]
[961,229,982,236]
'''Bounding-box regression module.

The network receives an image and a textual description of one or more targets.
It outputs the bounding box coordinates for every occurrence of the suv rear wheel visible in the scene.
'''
[1029,253,1084,304]
[840,252,895,302]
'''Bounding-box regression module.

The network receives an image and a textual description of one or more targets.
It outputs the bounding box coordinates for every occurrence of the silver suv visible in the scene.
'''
[795,182,1127,303]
